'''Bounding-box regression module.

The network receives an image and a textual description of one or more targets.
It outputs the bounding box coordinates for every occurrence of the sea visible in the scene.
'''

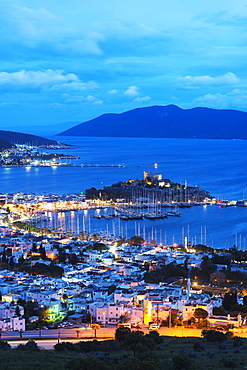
[1,136,247,250]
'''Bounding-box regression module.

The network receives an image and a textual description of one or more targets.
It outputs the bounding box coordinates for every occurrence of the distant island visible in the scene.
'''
[57,104,247,139]
[0,130,70,150]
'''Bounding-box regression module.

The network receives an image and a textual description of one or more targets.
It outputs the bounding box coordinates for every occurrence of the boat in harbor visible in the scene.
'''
[166,210,181,217]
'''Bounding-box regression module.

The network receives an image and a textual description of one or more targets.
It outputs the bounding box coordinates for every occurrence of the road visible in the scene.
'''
[0,326,202,342]
[2,326,247,350]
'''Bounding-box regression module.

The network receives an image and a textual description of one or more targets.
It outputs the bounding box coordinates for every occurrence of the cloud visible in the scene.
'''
[108,89,118,94]
[0,4,105,57]
[50,80,99,92]
[124,86,140,97]
[0,70,100,95]
[48,102,66,109]
[63,93,103,105]
[195,89,247,109]
[177,72,240,90]
[134,96,151,103]
[61,32,105,56]
[0,69,78,89]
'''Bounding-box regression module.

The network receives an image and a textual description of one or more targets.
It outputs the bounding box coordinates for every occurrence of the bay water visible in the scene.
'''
[0,136,247,249]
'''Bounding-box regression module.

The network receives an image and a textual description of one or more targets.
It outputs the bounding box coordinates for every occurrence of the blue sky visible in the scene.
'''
[1,0,247,132]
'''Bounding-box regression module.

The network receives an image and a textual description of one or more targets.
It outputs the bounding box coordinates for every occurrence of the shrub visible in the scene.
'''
[0,340,11,350]
[54,342,75,352]
[66,355,109,370]
[232,336,243,347]
[17,340,40,351]
[193,340,205,351]
[223,359,236,368]
[173,353,193,369]
[117,356,158,370]
[115,326,131,342]
[201,329,227,342]
[146,330,163,345]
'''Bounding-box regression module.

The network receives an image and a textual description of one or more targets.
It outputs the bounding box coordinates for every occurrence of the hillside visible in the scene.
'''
[57,105,247,139]
[0,137,14,150]
[0,130,67,147]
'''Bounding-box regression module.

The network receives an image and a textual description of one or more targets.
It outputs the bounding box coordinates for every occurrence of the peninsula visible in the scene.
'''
[0,130,70,150]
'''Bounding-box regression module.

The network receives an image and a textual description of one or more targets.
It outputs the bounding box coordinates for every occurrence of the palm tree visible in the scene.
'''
[91,324,100,338]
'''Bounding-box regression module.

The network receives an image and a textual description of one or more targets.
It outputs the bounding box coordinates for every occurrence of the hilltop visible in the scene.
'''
[0,130,69,149]
[57,105,247,139]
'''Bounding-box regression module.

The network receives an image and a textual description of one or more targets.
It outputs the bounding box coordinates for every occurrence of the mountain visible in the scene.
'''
[0,130,68,147]
[57,105,247,139]
[0,137,14,150]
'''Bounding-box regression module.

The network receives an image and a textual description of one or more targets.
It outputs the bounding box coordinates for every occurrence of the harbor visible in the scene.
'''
[0,192,246,250]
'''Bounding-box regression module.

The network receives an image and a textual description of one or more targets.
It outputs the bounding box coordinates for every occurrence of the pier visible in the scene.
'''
[0,163,125,168]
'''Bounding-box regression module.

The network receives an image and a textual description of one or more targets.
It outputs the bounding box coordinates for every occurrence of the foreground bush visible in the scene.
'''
[17,340,40,351]
[201,329,227,342]
[0,340,11,350]
[173,353,193,369]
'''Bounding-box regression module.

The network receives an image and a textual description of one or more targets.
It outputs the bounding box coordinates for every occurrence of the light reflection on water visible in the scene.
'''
[41,204,247,250]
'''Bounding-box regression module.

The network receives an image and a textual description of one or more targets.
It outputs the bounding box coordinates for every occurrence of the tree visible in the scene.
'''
[107,284,117,295]
[15,305,21,317]
[146,330,163,345]
[32,243,37,253]
[209,271,226,286]
[200,255,216,271]
[120,312,131,323]
[69,253,78,265]
[124,330,153,355]
[87,242,108,252]
[128,236,144,245]
[39,245,46,259]
[115,326,131,342]
[25,300,38,317]
[194,308,208,323]
[201,329,227,342]
[91,324,100,338]
[230,303,247,314]
[223,290,237,311]
[212,306,226,316]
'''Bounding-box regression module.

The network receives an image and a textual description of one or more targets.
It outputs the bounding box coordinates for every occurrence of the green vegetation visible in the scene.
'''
[85,242,109,252]
[12,221,52,234]
[144,262,188,283]
[85,186,129,201]
[128,236,145,245]
[20,262,64,277]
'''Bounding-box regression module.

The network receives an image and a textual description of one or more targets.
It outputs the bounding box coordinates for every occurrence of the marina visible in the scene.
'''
[4,198,245,250]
